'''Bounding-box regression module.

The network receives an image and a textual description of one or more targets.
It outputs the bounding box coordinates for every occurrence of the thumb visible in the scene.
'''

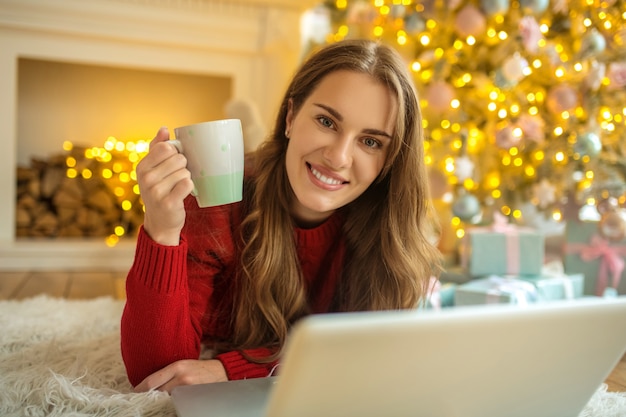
[149,127,171,149]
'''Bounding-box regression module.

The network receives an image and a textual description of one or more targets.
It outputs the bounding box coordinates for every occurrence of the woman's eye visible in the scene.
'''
[317,116,334,129]
[363,137,381,148]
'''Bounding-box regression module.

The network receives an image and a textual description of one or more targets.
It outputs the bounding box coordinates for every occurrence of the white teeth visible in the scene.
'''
[310,166,343,185]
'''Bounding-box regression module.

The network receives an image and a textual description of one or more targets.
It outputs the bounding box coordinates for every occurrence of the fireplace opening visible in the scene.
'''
[16,58,232,244]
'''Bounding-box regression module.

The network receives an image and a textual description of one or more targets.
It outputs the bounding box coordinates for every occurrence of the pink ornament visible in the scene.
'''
[425,81,456,113]
[495,125,522,149]
[516,114,545,144]
[428,168,451,200]
[501,54,529,82]
[607,62,626,90]
[546,84,579,115]
[454,5,486,38]
[519,16,543,54]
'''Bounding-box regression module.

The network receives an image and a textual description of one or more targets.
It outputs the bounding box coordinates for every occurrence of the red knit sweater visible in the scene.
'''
[120,197,346,387]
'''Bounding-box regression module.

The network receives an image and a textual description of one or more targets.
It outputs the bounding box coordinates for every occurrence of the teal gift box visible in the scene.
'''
[519,273,584,302]
[563,220,626,296]
[461,226,544,277]
[454,276,539,306]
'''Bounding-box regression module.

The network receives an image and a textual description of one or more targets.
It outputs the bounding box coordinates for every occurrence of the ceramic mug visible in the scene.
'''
[171,119,244,207]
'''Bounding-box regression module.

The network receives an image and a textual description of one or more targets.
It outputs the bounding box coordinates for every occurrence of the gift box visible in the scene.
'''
[454,276,539,306]
[461,215,545,277]
[563,220,626,296]
[519,273,584,302]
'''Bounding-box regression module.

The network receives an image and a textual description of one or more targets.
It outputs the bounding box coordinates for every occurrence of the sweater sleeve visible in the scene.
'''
[120,227,204,387]
[120,197,282,386]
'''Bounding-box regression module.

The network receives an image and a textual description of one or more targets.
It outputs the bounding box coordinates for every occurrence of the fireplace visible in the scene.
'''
[0,0,315,270]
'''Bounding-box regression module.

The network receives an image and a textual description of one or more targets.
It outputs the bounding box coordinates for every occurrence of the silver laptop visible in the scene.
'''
[172,297,626,417]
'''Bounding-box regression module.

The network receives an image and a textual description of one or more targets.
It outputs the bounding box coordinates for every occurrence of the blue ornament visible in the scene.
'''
[452,193,482,222]
[480,0,509,16]
[519,0,549,14]
[403,13,424,35]
[573,131,602,158]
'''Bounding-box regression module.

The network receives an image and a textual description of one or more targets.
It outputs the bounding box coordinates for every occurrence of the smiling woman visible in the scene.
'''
[284,70,396,226]
[120,39,443,393]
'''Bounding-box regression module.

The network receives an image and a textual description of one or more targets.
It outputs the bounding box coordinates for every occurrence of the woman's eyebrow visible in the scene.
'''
[313,102,392,139]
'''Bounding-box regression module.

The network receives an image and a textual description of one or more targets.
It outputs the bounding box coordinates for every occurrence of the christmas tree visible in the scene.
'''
[311,0,626,249]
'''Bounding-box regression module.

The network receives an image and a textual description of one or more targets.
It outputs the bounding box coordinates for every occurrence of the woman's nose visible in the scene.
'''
[323,135,353,169]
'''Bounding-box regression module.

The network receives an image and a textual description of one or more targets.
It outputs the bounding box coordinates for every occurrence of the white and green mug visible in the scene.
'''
[172,119,244,207]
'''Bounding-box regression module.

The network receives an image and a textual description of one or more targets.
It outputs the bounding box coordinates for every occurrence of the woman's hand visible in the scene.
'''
[136,127,194,246]
[133,359,228,394]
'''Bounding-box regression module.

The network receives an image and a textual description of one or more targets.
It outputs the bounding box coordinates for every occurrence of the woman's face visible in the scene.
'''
[285,70,397,227]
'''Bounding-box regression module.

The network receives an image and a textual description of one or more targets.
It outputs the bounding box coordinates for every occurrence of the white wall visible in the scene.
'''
[0,0,315,269]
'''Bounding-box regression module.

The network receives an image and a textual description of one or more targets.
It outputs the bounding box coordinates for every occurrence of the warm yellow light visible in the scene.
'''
[66,156,76,168]
[467,36,476,45]
[114,187,125,197]
[411,61,421,72]
[498,31,508,40]
[104,138,116,151]
[105,234,120,247]
[114,225,126,236]
[420,34,430,46]
[102,168,113,179]
[67,168,77,179]
[81,169,92,179]
[62,141,73,152]
[555,151,565,162]
[451,99,460,109]
[336,0,348,8]
[121,200,133,211]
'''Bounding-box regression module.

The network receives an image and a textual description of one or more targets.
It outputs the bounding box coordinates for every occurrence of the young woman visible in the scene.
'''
[121,39,442,393]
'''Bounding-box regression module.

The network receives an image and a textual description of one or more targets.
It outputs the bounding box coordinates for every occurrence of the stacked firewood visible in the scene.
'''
[16,149,144,238]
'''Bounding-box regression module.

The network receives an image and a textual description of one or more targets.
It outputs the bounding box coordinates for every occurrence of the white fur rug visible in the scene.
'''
[0,296,625,417]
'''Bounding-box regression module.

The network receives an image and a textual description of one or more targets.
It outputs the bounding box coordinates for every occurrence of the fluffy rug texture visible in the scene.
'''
[1,296,625,416]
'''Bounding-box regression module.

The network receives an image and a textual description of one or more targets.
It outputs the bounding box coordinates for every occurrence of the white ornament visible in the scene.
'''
[454,156,475,181]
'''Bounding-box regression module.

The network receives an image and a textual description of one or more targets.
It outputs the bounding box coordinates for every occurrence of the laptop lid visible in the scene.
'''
[172,297,626,417]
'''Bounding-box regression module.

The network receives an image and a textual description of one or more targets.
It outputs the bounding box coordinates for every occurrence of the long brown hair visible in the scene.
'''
[230,39,442,358]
